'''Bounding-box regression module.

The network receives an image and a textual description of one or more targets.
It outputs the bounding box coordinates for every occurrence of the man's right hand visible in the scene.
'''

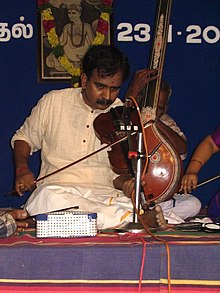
[15,168,36,196]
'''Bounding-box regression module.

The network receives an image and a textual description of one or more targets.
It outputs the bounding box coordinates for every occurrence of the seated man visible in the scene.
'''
[11,45,166,230]
[11,45,201,229]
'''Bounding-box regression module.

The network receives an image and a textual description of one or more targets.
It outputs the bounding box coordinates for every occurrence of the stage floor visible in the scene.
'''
[0,224,220,293]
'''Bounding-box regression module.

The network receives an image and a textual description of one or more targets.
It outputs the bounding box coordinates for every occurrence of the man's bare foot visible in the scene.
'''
[139,205,167,230]
[9,210,28,232]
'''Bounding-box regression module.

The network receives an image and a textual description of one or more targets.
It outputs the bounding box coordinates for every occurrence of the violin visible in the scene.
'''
[94,105,140,175]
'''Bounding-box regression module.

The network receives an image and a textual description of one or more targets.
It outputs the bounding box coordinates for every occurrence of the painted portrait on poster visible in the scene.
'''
[38,0,112,83]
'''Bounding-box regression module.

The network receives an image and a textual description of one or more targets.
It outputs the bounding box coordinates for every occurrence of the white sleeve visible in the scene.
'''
[11,92,52,154]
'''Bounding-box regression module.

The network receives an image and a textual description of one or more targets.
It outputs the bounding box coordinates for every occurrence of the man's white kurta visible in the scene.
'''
[11,88,133,229]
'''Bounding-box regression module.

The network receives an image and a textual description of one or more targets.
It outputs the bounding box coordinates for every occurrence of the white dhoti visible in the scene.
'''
[24,184,202,229]
[24,184,134,230]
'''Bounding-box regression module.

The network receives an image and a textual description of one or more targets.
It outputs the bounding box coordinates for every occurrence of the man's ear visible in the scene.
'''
[81,73,87,89]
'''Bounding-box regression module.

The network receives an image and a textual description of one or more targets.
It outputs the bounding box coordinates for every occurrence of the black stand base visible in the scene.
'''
[119,221,146,234]
[115,220,158,234]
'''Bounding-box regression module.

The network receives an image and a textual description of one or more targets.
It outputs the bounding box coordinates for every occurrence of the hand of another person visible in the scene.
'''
[180,173,198,194]
[15,170,36,196]
[126,68,158,99]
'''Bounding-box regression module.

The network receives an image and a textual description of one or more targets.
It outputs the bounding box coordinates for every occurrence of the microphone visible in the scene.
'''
[121,97,139,132]
[122,98,131,128]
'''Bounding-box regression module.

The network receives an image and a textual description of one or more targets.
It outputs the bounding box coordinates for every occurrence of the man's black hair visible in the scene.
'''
[82,45,130,82]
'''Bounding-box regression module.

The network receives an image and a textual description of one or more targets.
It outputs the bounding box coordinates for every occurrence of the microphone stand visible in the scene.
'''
[120,98,147,233]
[122,131,147,233]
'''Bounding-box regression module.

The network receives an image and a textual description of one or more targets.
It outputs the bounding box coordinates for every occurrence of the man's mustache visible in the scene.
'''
[96,99,113,106]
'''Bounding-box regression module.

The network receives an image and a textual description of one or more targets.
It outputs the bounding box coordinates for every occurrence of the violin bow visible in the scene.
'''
[197,173,220,188]
[5,129,139,196]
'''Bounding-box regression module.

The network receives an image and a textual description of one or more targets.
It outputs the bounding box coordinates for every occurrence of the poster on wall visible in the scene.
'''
[38,0,112,84]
